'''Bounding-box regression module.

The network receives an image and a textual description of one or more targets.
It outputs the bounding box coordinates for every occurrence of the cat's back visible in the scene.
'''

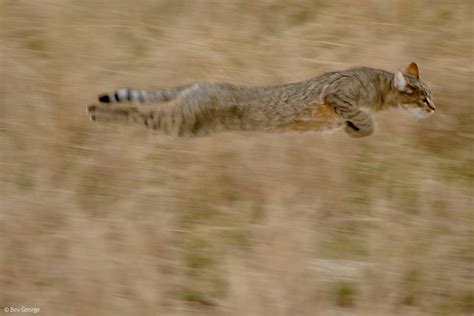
[310,66,387,83]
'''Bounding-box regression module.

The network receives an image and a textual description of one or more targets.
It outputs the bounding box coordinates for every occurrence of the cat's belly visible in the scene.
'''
[277,103,344,132]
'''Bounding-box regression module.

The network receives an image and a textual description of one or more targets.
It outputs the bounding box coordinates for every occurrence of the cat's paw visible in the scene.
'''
[87,104,109,122]
[87,104,97,121]
[345,121,373,138]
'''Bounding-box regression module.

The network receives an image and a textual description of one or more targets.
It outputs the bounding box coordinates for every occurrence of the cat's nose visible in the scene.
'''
[426,98,436,111]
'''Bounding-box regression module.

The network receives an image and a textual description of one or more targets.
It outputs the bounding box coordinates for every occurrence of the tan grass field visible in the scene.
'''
[0,0,473,315]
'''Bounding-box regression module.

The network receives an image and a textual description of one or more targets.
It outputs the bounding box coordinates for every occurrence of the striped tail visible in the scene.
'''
[98,85,195,104]
[98,88,161,103]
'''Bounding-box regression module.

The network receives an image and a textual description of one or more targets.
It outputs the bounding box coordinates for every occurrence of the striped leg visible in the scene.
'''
[87,104,147,125]
[86,101,195,136]
[326,94,374,138]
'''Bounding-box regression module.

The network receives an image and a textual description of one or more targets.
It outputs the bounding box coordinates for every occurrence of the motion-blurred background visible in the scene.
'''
[1,1,472,315]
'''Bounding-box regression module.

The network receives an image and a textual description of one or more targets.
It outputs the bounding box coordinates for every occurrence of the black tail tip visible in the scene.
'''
[98,94,110,103]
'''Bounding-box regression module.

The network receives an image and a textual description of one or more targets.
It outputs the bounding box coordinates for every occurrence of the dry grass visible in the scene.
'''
[0,0,473,315]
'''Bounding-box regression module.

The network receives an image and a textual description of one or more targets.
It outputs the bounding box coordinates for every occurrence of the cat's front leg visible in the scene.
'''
[325,94,374,138]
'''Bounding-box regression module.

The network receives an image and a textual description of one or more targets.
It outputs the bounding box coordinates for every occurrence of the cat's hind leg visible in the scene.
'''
[87,102,178,133]
[87,103,146,125]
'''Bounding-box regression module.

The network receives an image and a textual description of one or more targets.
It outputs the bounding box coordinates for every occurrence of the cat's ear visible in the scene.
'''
[393,71,413,93]
[405,62,419,79]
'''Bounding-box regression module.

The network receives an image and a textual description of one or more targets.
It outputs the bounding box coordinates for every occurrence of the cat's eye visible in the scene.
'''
[422,98,429,104]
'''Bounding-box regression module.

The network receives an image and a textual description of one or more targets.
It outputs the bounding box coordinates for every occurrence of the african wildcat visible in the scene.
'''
[87,62,435,138]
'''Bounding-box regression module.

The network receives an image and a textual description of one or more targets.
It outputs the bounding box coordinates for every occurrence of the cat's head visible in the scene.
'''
[392,62,435,118]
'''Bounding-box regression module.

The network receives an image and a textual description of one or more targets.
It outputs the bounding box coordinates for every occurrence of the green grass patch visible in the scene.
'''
[15,161,35,191]
[223,228,250,250]
[400,267,422,306]
[320,230,369,259]
[182,288,213,305]
[185,237,216,273]
[329,280,358,308]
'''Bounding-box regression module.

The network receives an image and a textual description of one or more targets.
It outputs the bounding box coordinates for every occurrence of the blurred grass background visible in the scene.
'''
[0,0,473,315]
